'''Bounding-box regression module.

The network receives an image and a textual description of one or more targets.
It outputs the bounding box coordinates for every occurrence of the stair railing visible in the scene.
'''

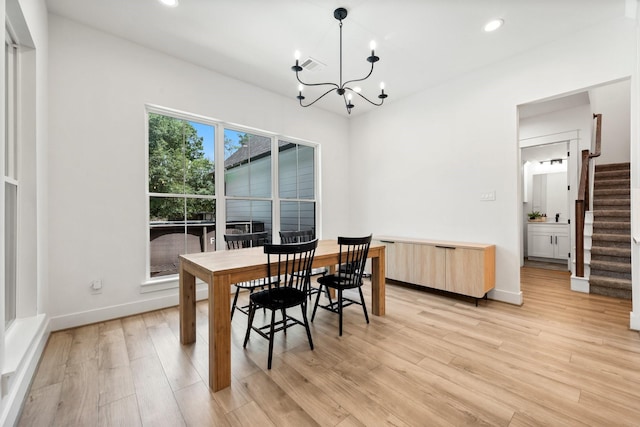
[575,113,602,277]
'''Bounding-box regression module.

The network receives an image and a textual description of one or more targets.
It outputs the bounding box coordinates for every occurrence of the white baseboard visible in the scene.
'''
[50,286,209,331]
[489,288,523,305]
[630,311,640,331]
[571,275,590,293]
[0,315,50,427]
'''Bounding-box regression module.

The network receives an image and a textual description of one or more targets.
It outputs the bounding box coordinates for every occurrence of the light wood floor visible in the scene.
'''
[18,268,640,426]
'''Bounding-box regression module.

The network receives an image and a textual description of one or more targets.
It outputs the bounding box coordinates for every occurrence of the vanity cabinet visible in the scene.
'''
[378,236,495,299]
[527,223,569,260]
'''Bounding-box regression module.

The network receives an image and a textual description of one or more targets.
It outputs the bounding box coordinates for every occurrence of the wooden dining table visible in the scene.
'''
[179,239,386,391]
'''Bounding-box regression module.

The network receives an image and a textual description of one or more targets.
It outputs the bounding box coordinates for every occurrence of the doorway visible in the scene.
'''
[521,141,573,271]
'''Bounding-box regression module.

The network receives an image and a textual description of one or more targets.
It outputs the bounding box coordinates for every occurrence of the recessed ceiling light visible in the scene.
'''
[159,0,179,7]
[484,19,504,32]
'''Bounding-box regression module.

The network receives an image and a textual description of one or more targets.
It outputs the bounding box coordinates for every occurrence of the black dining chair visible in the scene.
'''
[279,229,314,244]
[279,230,327,298]
[311,234,372,336]
[243,239,318,369]
[224,231,269,320]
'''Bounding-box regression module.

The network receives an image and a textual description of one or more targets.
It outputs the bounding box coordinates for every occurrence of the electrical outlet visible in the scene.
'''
[90,279,103,294]
[480,191,496,201]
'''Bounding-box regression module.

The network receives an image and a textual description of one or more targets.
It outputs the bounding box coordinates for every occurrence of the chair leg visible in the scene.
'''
[338,289,343,336]
[231,286,241,320]
[311,284,323,321]
[358,286,370,324]
[244,301,256,348]
[267,310,276,369]
[282,308,287,335]
[301,302,314,350]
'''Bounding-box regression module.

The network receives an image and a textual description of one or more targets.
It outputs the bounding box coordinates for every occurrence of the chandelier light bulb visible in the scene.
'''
[159,0,178,7]
[484,18,504,32]
[370,40,376,50]
[294,50,301,60]
[298,84,303,92]
[380,82,385,90]
[347,93,353,101]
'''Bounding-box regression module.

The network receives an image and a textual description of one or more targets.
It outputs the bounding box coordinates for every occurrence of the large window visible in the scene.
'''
[148,113,215,277]
[224,129,272,238]
[147,109,318,280]
[4,30,18,327]
[279,140,316,234]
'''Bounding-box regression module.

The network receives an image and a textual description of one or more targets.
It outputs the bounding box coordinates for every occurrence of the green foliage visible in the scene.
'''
[224,132,247,160]
[528,211,542,219]
[148,113,215,221]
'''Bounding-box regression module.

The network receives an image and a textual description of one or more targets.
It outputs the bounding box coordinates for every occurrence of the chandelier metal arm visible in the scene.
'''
[295,72,339,90]
[341,62,375,89]
[299,87,339,108]
[351,90,386,107]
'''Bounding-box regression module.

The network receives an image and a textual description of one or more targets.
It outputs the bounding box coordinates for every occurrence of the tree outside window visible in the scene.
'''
[148,113,215,277]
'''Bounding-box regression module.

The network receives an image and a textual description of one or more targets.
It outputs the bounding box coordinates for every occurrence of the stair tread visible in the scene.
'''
[594,170,630,178]
[589,275,632,288]
[590,258,631,273]
[593,200,631,206]
[591,246,631,256]
[595,162,630,171]
[593,210,630,215]
[591,233,630,240]
[594,182,631,190]
[594,187,629,192]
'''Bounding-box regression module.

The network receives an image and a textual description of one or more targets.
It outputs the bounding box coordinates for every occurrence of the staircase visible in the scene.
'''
[589,162,631,299]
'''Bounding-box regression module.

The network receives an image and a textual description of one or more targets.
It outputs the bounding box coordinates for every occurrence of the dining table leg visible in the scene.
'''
[370,251,386,316]
[179,262,196,344]
[210,273,232,391]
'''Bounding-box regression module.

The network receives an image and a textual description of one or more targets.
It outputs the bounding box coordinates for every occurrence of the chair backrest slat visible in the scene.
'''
[279,229,315,244]
[224,232,269,250]
[337,235,372,286]
[265,239,318,293]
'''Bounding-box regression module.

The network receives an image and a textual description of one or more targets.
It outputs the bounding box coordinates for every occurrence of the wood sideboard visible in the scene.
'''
[375,236,495,304]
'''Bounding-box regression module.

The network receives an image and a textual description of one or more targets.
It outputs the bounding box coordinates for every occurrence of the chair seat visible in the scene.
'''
[317,273,361,290]
[234,280,265,290]
[250,287,307,310]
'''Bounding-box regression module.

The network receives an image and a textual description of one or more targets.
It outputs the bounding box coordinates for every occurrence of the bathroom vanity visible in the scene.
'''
[527,222,570,261]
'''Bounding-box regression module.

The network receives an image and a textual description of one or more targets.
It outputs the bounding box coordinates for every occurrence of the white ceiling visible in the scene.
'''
[45,0,627,117]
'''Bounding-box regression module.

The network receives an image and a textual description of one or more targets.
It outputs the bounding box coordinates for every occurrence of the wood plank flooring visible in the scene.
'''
[18,267,640,426]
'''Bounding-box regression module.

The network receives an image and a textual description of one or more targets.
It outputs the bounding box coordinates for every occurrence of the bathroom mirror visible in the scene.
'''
[532,171,568,222]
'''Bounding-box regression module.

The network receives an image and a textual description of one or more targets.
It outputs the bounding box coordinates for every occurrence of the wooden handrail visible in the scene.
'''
[575,113,602,277]
[590,113,602,158]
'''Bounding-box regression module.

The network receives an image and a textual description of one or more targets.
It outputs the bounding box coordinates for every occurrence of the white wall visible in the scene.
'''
[47,15,349,329]
[349,16,636,306]
[520,105,593,143]
[589,79,632,165]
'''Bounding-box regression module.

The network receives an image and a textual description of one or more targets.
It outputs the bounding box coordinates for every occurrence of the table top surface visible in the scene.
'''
[179,239,384,275]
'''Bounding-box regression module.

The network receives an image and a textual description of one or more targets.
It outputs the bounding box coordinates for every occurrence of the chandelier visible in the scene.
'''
[291,7,388,114]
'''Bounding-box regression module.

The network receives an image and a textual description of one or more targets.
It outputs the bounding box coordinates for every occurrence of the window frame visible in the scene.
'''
[144,105,320,287]
[4,28,19,329]
[277,140,318,236]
